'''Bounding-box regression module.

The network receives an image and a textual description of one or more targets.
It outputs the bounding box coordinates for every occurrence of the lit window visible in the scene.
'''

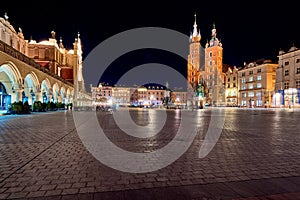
[249,77,253,82]
[241,78,246,83]
[257,83,262,88]
[241,85,246,90]
[257,76,262,81]
[241,93,246,98]
[248,92,254,97]
[256,92,262,97]
[241,100,247,106]
[248,84,253,89]
[256,100,262,106]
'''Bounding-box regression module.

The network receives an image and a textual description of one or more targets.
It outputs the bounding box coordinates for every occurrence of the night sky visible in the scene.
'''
[1,1,299,87]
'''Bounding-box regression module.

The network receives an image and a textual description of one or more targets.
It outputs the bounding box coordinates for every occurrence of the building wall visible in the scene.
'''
[0,17,28,55]
[238,60,277,108]
[275,46,300,107]
[225,66,238,106]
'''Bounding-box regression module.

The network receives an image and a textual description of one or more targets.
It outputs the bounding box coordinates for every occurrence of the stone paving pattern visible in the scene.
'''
[0,108,300,199]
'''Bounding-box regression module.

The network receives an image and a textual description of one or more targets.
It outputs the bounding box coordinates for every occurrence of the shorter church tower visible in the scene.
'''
[204,23,226,106]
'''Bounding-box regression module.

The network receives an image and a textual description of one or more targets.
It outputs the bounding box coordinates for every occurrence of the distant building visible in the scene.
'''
[172,88,187,108]
[112,86,132,106]
[275,45,300,108]
[238,59,277,108]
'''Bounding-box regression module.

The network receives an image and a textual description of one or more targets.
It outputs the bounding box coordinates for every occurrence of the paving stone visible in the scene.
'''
[0,110,300,199]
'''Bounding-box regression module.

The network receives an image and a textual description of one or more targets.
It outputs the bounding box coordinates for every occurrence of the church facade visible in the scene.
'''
[187,14,226,107]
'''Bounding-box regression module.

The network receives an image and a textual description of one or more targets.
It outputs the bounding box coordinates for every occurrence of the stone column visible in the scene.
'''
[35,92,42,102]
[15,89,23,102]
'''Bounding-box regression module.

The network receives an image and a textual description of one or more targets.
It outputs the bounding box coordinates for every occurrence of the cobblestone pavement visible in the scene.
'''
[0,108,300,199]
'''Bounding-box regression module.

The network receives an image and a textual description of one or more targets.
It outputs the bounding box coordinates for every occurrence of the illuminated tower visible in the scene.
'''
[187,14,201,108]
[187,14,201,91]
[205,23,225,106]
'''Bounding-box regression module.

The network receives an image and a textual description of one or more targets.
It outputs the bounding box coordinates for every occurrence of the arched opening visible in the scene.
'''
[52,83,60,103]
[0,62,23,110]
[41,79,51,103]
[24,72,40,106]
[0,82,10,112]
[60,87,66,104]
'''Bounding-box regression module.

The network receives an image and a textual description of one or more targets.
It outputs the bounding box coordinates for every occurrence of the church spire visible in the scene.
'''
[190,13,201,43]
[208,22,222,47]
[193,13,198,37]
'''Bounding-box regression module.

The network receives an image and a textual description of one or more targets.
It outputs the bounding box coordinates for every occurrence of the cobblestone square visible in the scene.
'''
[0,108,300,199]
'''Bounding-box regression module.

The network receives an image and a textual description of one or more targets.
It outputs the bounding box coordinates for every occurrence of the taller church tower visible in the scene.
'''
[187,14,201,92]
[187,14,201,108]
[204,23,225,106]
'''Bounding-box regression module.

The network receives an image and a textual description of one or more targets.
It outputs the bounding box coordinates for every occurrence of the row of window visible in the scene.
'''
[227,77,236,82]
[240,83,262,90]
[241,91,262,98]
[241,76,262,83]
[284,80,300,89]
[241,69,262,76]
[284,59,300,66]
[284,68,300,76]
[241,100,263,107]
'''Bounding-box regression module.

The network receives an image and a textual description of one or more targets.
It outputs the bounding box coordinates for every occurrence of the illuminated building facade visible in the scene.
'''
[275,45,300,108]
[187,15,225,107]
[225,66,239,106]
[204,24,226,106]
[238,59,277,108]
[90,83,187,108]
[187,14,201,107]
[0,13,90,112]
